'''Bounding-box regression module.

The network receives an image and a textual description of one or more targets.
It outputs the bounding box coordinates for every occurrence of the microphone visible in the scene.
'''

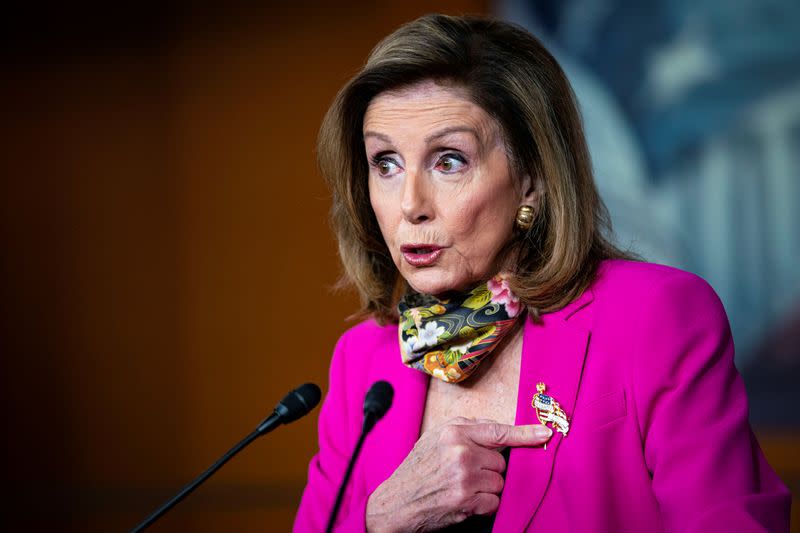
[131,383,321,533]
[362,379,394,433]
[326,381,394,533]
[257,382,322,434]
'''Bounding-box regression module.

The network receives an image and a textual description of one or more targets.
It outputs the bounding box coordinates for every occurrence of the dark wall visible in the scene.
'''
[0,2,489,530]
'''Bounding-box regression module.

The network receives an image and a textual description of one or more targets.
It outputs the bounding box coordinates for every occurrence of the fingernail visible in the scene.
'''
[534,425,552,438]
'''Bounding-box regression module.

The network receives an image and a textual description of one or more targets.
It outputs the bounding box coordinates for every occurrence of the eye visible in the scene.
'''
[378,160,395,175]
[435,153,467,174]
[370,155,401,177]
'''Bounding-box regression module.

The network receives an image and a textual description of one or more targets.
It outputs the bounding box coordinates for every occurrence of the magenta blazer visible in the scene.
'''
[294,260,790,532]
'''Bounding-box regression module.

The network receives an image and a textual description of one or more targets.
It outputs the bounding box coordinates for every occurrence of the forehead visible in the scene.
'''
[363,80,501,140]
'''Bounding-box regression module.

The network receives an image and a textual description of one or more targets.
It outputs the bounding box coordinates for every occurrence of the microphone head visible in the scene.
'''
[363,380,394,422]
[275,383,322,424]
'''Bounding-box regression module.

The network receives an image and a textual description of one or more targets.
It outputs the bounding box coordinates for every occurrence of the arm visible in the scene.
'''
[293,331,370,533]
[631,272,791,533]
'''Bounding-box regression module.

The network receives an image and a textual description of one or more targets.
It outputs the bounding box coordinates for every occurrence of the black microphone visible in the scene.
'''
[362,379,394,433]
[326,380,394,533]
[131,383,321,533]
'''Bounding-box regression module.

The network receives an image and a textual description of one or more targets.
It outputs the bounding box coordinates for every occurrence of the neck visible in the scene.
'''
[456,317,524,388]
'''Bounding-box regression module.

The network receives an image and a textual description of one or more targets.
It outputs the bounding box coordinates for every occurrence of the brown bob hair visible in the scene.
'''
[318,14,631,324]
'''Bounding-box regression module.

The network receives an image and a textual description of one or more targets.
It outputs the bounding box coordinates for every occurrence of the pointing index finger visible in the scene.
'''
[465,423,552,448]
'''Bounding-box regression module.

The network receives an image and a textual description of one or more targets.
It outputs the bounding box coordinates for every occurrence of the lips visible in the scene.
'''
[401,244,443,267]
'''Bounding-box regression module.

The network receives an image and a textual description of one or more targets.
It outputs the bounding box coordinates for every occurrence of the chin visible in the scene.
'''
[403,269,472,297]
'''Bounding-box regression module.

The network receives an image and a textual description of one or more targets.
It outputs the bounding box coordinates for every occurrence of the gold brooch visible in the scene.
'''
[532,382,570,442]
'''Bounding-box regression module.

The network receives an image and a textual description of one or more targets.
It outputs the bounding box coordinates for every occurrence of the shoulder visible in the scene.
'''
[589,260,733,387]
[323,319,399,419]
[594,258,715,295]
[335,318,397,354]
[328,319,398,377]
[591,259,726,320]
[585,259,732,368]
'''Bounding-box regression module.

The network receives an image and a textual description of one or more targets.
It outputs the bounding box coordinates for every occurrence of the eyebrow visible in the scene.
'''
[363,130,392,143]
[424,126,481,144]
[362,126,483,145]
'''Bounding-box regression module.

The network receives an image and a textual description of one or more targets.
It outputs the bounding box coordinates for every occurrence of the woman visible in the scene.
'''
[294,14,790,532]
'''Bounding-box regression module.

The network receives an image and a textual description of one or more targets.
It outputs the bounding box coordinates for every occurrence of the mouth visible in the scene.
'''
[400,244,444,267]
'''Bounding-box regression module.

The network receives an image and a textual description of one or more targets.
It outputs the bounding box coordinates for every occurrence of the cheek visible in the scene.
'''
[368,182,398,242]
[368,178,383,219]
[446,189,516,248]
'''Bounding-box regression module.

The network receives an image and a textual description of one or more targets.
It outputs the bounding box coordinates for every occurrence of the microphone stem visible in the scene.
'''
[325,415,375,533]
[132,412,282,533]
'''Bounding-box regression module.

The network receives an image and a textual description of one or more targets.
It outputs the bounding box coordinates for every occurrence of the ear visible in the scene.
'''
[519,174,543,210]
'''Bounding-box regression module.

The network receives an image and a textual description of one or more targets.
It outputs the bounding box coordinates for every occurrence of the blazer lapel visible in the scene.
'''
[494,290,593,531]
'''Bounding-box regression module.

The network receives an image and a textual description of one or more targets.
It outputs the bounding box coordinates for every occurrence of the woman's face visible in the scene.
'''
[364,80,535,296]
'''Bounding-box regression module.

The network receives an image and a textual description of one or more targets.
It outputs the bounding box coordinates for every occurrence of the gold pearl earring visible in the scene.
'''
[515,205,534,230]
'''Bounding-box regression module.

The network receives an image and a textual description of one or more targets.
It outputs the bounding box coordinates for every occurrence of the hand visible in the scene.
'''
[365,417,552,532]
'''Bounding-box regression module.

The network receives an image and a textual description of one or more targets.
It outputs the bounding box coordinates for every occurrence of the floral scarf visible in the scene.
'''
[398,276,522,383]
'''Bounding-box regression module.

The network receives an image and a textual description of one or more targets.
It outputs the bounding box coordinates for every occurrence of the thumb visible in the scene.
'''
[466,423,553,448]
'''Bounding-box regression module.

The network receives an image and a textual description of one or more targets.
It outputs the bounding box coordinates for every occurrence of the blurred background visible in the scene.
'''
[1,0,797,531]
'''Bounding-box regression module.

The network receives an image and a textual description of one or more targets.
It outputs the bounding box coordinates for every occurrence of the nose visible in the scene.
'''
[400,169,433,223]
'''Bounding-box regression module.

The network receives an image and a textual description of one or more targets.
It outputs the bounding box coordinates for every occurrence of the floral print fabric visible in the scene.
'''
[398,276,522,383]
